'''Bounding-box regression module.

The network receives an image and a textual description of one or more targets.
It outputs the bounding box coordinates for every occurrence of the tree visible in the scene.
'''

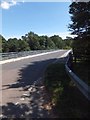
[63,36,73,49]
[0,35,2,52]
[26,32,40,50]
[39,36,47,50]
[0,31,73,52]
[0,35,9,52]
[7,38,19,52]
[69,2,90,37]
[44,36,56,49]
[69,2,90,62]
[50,35,63,49]
[18,39,30,51]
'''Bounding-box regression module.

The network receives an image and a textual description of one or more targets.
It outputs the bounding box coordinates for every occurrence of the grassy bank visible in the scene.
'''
[44,63,89,118]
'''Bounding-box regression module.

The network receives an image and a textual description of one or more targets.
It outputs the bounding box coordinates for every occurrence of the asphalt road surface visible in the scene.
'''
[1,50,68,106]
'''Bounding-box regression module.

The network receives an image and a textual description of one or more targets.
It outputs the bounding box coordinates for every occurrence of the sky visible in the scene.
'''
[0,0,75,40]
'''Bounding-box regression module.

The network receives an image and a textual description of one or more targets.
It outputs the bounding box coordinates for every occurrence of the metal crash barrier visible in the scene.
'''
[65,52,90,100]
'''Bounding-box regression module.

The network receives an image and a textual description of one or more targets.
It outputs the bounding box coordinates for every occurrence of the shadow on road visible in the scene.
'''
[2,57,66,90]
[1,57,67,118]
[1,84,54,118]
[1,102,29,118]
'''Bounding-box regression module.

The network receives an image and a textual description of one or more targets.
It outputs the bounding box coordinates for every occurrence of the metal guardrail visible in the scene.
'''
[65,52,90,100]
[0,50,57,61]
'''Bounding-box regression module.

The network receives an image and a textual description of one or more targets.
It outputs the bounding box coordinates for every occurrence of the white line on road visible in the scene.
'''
[53,49,72,63]
[0,50,65,65]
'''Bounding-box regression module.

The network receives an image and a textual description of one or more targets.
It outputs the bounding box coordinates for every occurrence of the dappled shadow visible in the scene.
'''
[1,56,67,118]
[1,103,29,118]
[2,57,67,90]
[1,82,55,118]
[2,58,56,90]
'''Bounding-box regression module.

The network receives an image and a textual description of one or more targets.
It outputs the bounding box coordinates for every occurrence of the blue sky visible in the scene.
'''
[1,1,73,39]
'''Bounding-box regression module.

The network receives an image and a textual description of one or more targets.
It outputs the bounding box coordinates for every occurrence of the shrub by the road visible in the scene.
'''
[44,63,70,104]
[44,63,89,118]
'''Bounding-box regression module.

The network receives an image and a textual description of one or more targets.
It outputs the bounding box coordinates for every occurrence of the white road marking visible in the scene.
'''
[0,50,65,65]
[53,49,71,63]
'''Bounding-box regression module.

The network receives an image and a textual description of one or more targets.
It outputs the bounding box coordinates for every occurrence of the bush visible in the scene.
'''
[45,63,68,85]
[44,63,89,118]
[44,63,70,104]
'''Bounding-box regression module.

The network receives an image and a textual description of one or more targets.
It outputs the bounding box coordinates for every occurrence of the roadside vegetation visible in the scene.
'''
[44,63,89,118]
[68,2,89,85]
[0,33,72,53]
[44,2,90,118]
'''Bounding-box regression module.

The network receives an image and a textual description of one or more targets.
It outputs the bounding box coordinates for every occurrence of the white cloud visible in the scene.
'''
[17,0,71,2]
[3,32,77,40]
[38,32,76,39]
[57,32,76,39]
[0,1,10,9]
[72,0,89,2]
[1,0,88,10]
[12,0,17,5]
[22,0,25,3]
[39,0,88,1]
[0,0,17,9]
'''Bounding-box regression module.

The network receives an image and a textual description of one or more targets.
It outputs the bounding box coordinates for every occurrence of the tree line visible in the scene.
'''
[0,32,72,53]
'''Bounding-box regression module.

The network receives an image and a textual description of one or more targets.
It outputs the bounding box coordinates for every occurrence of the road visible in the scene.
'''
[1,50,68,118]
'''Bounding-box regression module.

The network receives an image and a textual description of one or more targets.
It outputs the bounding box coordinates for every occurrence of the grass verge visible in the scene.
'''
[44,63,90,118]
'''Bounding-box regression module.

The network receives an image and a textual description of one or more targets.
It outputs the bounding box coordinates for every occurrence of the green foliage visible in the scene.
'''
[0,35,2,52]
[1,31,72,53]
[69,2,90,62]
[7,38,19,52]
[0,35,9,52]
[39,36,46,49]
[45,37,56,49]
[44,63,62,104]
[50,35,63,49]
[69,2,90,36]
[26,32,40,50]
[44,63,89,118]
[63,37,73,49]
[18,39,30,51]
[44,63,70,105]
